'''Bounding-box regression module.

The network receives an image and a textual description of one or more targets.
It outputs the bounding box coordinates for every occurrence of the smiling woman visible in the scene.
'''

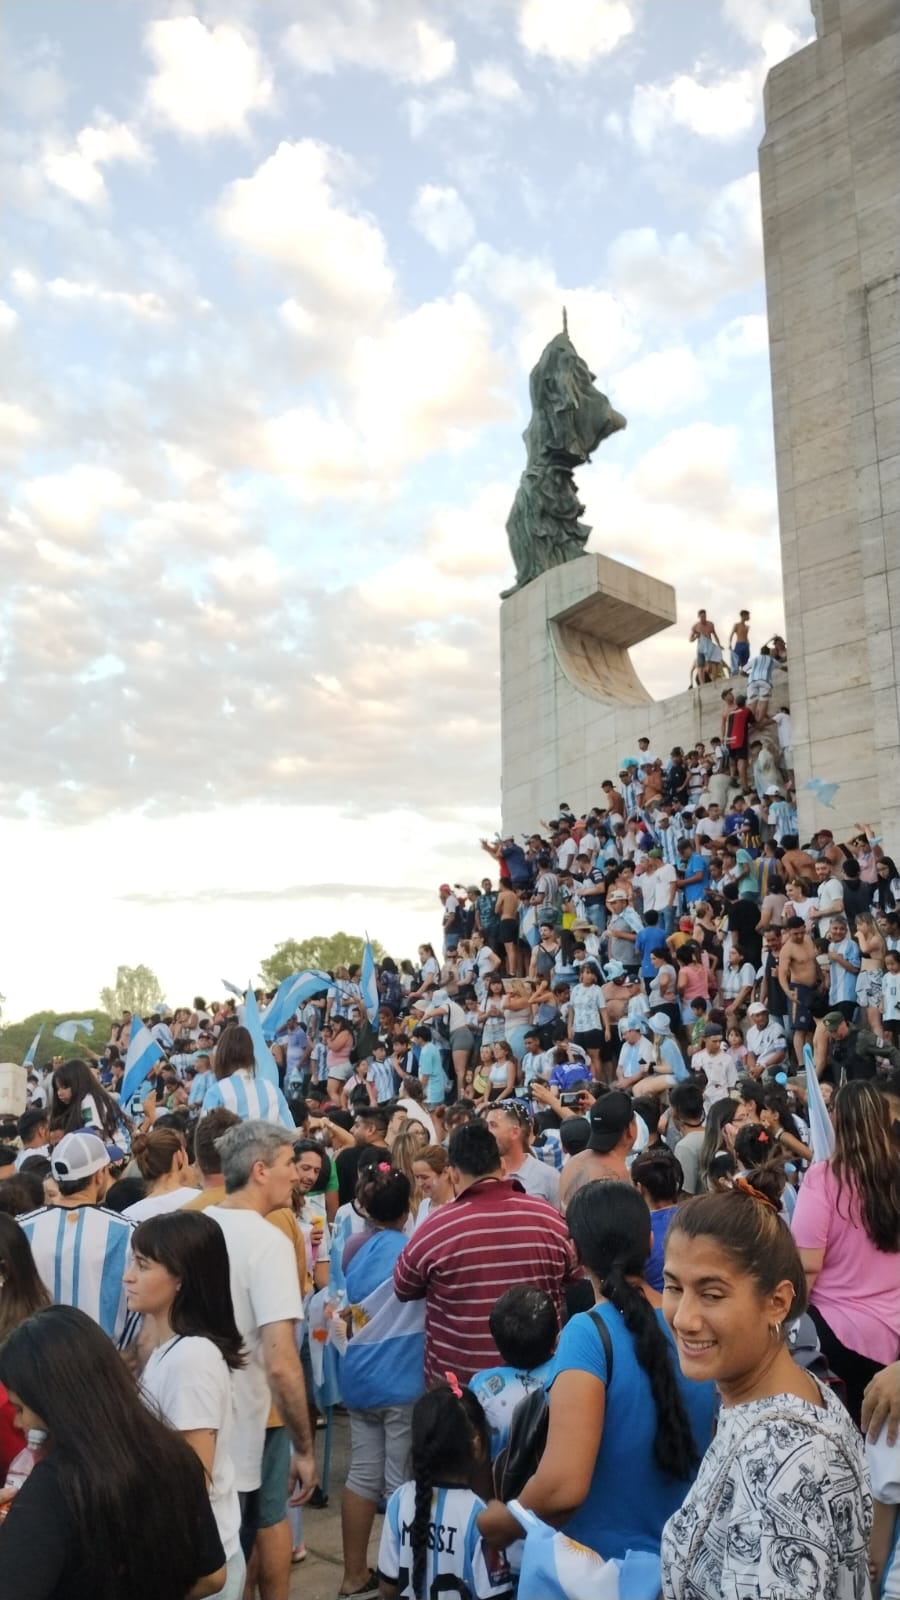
[660,1182,872,1600]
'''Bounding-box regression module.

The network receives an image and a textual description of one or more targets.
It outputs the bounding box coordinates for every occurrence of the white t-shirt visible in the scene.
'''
[124,1186,200,1222]
[556,837,578,872]
[206,1206,304,1491]
[695,817,725,845]
[882,971,900,1022]
[141,1335,241,1559]
[570,983,607,1034]
[773,709,792,750]
[816,879,844,936]
[639,863,676,913]
[745,1021,786,1067]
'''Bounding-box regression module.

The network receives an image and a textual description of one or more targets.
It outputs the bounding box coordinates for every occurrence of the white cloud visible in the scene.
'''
[611,346,708,420]
[144,17,273,137]
[410,184,475,253]
[629,67,758,150]
[458,243,639,372]
[472,62,524,102]
[518,0,637,66]
[0,401,39,458]
[0,36,67,120]
[21,465,140,544]
[721,0,814,65]
[282,4,455,84]
[0,300,17,331]
[607,172,763,318]
[42,116,149,206]
[710,313,769,361]
[216,140,394,319]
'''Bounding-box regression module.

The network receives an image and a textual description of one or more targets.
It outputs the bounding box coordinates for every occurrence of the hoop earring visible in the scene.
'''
[770,1321,782,1341]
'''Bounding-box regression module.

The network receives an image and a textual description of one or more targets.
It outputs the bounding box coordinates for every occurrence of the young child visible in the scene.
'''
[368,1042,398,1105]
[378,1383,513,1600]
[726,1025,748,1070]
[692,1024,739,1109]
[882,948,900,1044]
[469,1286,558,1461]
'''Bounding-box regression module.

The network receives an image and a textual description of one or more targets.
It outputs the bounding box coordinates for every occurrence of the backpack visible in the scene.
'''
[494,1310,613,1501]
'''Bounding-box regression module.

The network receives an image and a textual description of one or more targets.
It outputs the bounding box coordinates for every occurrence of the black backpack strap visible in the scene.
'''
[589,1307,614,1389]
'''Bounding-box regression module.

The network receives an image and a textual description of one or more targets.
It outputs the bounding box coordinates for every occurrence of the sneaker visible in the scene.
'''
[291,1545,307,1565]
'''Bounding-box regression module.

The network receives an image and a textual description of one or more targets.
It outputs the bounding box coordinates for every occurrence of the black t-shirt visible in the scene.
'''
[726,899,762,965]
[0,1455,224,1600]
[336,1144,367,1207]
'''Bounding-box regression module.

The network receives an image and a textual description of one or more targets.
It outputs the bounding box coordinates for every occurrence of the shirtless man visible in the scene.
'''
[558,1091,636,1209]
[729,610,751,674]
[494,881,521,978]
[778,915,820,1065]
[690,609,723,684]
[780,834,818,881]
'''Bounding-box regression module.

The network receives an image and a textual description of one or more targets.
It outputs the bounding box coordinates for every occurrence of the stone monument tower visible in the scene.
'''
[759,0,900,844]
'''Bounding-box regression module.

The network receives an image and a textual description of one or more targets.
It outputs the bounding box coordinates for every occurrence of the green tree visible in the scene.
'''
[259,933,386,988]
[0,1010,113,1069]
[99,964,164,1018]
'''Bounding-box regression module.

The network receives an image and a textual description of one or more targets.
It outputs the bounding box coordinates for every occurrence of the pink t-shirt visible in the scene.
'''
[791,1160,900,1365]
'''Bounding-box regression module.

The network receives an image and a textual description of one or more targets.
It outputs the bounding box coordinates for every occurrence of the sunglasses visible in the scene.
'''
[491,1099,532,1123]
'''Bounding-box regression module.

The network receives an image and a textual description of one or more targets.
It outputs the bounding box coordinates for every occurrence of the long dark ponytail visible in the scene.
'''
[409,1383,487,1599]
[566,1180,698,1480]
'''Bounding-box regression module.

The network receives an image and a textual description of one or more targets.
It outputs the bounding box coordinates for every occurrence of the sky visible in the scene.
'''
[0,0,815,1021]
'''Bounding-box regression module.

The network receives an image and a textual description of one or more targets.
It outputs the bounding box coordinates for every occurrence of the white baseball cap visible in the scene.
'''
[764,785,782,797]
[747,1001,768,1017]
[50,1131,111,1182]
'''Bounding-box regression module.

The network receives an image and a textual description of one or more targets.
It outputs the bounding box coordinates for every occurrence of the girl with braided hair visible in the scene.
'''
[378,1382,512,1600]
[478,1181,716,1563]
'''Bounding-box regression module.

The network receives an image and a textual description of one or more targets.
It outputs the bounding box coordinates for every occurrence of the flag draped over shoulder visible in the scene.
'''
[803,1043,836,1161]
[340,1278,426,1411]
[507,1501,660,1600]
[260,971,331,1040]
[120,1016,164,1104]
[53,1019,94,1043]
[243,987,279,1086]
[360,940,379,1023]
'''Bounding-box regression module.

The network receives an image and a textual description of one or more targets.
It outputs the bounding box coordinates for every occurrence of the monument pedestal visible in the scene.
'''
[500,553,789,833]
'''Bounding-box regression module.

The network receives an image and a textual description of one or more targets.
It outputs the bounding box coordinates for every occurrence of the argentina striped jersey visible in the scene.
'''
[19,1204,134,1341]
[202,1070,295,1129]
[378,1484,513,1600]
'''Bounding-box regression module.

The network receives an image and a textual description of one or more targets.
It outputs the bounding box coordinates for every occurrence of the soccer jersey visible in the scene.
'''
[368,1058,398,1103]
[20,1204,133,1341]
[470,1361,554,1458]
[883,971,900,1022]
[829,938,861,1006]
[202,1070,294,1129]
[378,1483,513,1600]
[570,983,607,1034]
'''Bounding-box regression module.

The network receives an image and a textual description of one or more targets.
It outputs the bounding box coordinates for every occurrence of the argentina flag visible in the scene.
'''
[360,939,379,1023]
[243,986,279,1086]
[261,970,332,1040]
[341,1277,426,1411]
[803,1043,836,1161]
[120,1015,165,1104]
[54,1018,94,1043]
[507,1502,660,1600]
[23,1025,43,1066]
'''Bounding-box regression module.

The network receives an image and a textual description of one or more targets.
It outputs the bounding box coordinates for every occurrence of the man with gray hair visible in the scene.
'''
[209,1121,317,1598]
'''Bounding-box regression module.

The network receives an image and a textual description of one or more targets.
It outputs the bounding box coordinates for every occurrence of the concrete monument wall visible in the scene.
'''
[500,552,789,833]
[760,0,900,845]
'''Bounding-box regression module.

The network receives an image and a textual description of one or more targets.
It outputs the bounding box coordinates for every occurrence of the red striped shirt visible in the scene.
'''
[393,1176,579,1386]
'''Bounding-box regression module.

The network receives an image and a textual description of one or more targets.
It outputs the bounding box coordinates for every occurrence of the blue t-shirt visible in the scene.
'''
[646,1205,679,1292]
[418,1042,447,1105]
[551,1303,717,1560]
[635,925,669,977]
[680,854,710,905]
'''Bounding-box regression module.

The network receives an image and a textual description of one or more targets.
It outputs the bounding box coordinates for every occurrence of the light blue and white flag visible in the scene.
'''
[23,1025,43,1067]
[260,970,331,1040]
[340,1277,426,1411]
[120,1015,164,1105]
[244,986,279,1086]
[803,1043,836,1161]
[53,1018,94,1043]
[804,777,840,809]
[360,940,379,1024]
[221,979,244,998]
[508,1501,660,1600]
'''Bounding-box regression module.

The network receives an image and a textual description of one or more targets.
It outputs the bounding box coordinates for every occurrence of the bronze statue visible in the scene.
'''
[502,311,626,596]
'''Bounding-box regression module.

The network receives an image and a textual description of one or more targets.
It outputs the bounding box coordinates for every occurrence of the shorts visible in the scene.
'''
[444,934,461,953]
[789,983,815,1032]
[346,1404,414,1503]
[325,1059,353,1084]
[696,636,711,662]
[449,1027,474,1053]
[856,969,883,1008]
[497,917,519,944]
[729,742,749,763]
[732,641,750,668]
[749,680,772,700]
[240,1424,291,1542]
[573,1029,606,1050]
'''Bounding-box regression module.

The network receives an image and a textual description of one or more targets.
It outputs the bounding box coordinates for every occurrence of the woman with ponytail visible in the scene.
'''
[478,1181,716,1562]
[661,1175,871,1600]
[378,1383,512,1600]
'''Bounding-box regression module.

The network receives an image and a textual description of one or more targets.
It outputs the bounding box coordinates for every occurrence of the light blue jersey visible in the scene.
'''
[470,1360,554,1458]
[378,1483,513,1600]
[829,938,861,1006]
[20,1204,134,1342]
[202,1070,295,1129]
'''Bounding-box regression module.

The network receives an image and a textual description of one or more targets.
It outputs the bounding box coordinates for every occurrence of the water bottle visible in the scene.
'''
[0,1429,45,1520]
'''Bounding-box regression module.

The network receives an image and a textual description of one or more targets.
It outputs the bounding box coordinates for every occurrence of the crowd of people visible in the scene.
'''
[1,739,900,1599]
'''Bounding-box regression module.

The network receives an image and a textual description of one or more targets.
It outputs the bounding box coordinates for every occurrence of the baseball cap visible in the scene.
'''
[50,1131,110,1182]
[438,883,452,894]
[702,1024,723,1038]
[588,1091,635,1153]
[747,1002,768,1017]
[764,786,782,797]
[823,1010,846,1032]
[647,848,662,859]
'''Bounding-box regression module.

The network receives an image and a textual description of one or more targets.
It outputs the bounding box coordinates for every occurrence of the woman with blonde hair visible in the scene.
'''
[411,1145,454,1225]
[792,1079,900,1423]
[124,1126,199,1221]
[390,1124,429,1218]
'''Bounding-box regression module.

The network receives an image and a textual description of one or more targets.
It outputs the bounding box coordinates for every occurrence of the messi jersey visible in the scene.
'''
[20,1204,133,1341]
[378,1483,513,1600]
